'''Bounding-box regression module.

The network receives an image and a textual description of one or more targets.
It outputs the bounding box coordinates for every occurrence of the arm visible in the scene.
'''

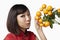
[34,20,47,40]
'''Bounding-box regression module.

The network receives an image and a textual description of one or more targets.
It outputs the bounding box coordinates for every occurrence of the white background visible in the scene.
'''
[0,0,60,40]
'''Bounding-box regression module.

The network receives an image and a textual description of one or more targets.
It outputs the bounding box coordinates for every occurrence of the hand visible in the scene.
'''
[34,19,42,31]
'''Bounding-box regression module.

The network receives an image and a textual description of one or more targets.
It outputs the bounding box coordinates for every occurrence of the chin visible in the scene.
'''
[26,26,30,29]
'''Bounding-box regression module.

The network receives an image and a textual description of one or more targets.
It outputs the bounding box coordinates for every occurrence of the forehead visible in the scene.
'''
[19,10,30,15]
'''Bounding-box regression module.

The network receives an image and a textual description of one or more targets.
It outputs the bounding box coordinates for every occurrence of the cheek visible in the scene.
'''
[17,18,25,27]
[30,17,31,21]
[17,20,26,28]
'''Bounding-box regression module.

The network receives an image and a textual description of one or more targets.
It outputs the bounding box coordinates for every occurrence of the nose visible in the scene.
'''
[26,16,31,21]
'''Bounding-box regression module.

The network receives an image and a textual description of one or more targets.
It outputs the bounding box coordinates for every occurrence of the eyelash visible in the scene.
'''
[20,15,25,17]
[20,14,30,17]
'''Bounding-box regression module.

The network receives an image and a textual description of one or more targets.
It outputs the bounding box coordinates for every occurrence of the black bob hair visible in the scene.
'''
[7,4,29,35]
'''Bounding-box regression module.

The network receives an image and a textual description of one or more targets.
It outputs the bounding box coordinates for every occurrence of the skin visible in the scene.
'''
[17,10,31,32]
[17,10,47,40]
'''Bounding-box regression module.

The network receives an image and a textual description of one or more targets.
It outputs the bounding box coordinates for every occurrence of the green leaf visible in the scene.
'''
[57,13,60,17]
[53,10,57,14]
[50,23,53,29]
[52,8,54,11]
[49,19,54,24]
[43,15,47,21]
[51,12,55,19]
[49,19,54,29]
[58,23,60,25]
[54,10,60,17]
[49,20,54,29]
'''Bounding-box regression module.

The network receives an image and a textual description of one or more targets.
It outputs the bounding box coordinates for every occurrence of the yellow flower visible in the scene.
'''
[57,8,60,13]
[43,21,50,27]
[43,9,48,14]
[42,4,46,9]
[39,23,43,27]
[47,5,52,11]
[48,11,52,16]
[36,11,41,16]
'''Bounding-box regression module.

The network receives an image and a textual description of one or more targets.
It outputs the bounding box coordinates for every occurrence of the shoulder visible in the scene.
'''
[27,31,34,34]
[27,31,36,36]
[27,31,36,40]
[4,33,17,40]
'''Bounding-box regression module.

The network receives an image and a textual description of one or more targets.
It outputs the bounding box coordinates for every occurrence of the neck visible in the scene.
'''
[20,28,27,33]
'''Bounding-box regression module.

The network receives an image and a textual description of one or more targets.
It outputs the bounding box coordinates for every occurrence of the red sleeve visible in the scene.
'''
[4,33,17,40]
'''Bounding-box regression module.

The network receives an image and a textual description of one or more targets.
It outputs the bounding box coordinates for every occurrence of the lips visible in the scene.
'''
[26,22,30,25]
[26,22,30,23]
[26,21,30,25]
[26,21,30,23]
[26,23,30,24]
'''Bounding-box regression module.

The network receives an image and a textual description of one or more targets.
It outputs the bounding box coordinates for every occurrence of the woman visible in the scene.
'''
[4,4,47,40]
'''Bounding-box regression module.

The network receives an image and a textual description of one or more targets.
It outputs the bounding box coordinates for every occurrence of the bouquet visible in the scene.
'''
[35,4,60,29]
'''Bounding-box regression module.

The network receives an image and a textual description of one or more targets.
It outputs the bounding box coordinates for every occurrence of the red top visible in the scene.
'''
[4,31,36,40]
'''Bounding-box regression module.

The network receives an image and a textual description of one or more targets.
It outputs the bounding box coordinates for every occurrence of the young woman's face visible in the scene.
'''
[17,10,31,29]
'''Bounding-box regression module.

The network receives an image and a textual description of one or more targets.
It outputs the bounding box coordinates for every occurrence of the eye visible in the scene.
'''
[28,13,30,16]
[20,15,25,17]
